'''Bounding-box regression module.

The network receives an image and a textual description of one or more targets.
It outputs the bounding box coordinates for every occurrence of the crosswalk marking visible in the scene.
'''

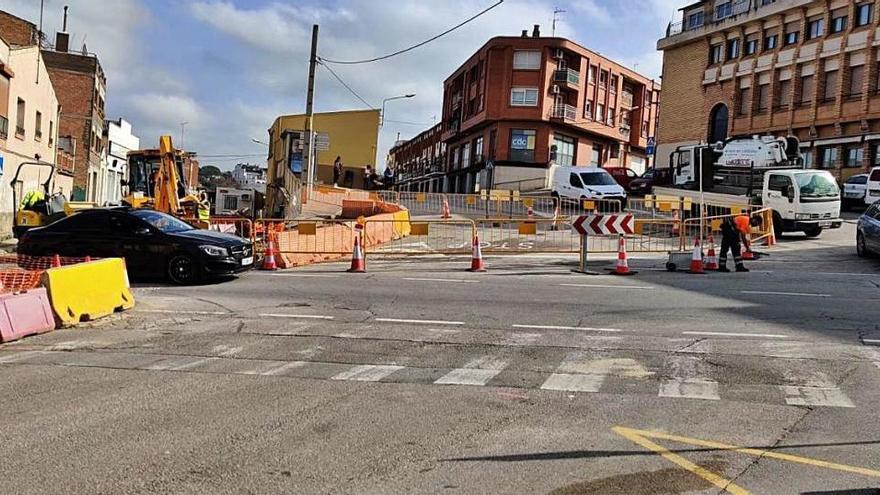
[780,371,854,408]
[260,361,308,376]
[541,373,604,392]
[434,356,507,386]
[0,351,46,364]
[332,364,404,382]
[141,356,218,371]
[658,355,719,401]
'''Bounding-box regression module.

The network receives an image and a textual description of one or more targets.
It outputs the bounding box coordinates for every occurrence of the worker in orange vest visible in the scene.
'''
[718,213,762,273]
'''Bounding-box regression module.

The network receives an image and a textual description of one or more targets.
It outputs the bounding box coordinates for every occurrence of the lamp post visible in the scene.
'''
[380,94,415,127]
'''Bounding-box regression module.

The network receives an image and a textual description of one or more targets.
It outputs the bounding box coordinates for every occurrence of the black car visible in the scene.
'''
[19,208,254,284]
[629,167,673,196]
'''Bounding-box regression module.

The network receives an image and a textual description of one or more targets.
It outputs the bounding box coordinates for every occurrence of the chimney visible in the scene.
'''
[55,6,69,52]
[532,24,541,37]
[521,29,528,37]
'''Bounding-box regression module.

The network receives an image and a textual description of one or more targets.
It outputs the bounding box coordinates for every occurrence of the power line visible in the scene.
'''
[318,61,376,109]
[318,0,504,65]
[197,153,267,158]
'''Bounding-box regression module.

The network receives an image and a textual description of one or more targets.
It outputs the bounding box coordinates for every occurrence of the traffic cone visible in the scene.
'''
[51,254,61,268]
[467,236,486,272]
[689,238,705,274]
[704,236,719,271]
[441,197,451,219]
[610,234,636,276]
[261,232,278,271]
[347,235,366,273]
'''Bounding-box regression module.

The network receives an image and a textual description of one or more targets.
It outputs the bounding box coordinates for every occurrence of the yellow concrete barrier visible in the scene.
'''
[41,258,135,327]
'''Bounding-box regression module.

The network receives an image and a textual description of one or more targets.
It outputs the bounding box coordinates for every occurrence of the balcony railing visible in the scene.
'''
[0,115,7,139]
[551,103,577,122]
[553,68,580,86]
[666,0,757,37]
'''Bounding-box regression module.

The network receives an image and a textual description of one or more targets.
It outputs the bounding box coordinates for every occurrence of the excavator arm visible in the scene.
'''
[154,135,183,214]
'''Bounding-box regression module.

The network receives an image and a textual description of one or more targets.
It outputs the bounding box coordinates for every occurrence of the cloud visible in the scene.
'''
[570,1,612,25]
[127,94,206,128]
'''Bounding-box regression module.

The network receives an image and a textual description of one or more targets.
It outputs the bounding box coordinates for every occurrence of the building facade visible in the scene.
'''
[388,123,446,192]
[231,163,267,191]
[105,118,139,204]
[437,30,660,193]
[658,0,880,181]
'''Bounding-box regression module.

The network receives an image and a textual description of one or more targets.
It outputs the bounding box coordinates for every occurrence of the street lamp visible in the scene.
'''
[251,138,268,146]
[380,94,415,127]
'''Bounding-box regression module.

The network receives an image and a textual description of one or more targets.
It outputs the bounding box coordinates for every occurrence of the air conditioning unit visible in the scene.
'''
[554,49,565,59]
[550,85,561,95]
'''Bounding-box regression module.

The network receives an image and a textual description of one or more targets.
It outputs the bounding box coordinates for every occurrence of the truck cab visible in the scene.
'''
[764,170,842,237]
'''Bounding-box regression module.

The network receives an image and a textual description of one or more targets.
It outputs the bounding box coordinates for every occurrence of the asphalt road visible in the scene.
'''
[1,219,879,494]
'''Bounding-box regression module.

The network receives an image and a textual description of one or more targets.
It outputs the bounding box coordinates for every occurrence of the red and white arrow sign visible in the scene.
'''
[572,214,634,236]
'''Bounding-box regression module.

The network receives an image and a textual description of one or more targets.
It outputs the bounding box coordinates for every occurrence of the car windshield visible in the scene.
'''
[640,170,655,179]
[847,175,868,185]
[580,172,618,186]
[795,172,839,198]
[131,210,194,233]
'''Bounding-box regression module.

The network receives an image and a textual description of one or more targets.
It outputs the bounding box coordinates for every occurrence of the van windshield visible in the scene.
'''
[580,172,617,186]
[796,173,839,199]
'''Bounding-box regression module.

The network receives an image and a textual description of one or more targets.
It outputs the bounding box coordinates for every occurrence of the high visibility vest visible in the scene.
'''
[21,190,46,208]
[198,206,210,221]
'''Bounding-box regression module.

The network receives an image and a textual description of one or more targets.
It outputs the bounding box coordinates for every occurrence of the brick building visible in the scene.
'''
[0,9,107,201]
[657,0,880,182]
[435,28,660,193]
[387,123,446,192]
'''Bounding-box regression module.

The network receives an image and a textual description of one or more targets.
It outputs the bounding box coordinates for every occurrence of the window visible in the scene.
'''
[474,137,483,161]
[846,146,864,168]
[784,24,799,45]
[599,70,608,87]
[709,44,723,64]
[823,70,838,102]
[461,143,471,169]
[831,12,847,34]
[849,65,865,97]
[509,129,536,162]
[48,120,53,145]
[800,74,814,104]
[223,195,239,211]
[757,83,770,111]
[610,75,618,93]
[687,11,704,29]
[807,18,824,40]
[803,149,814,168]
[553,135,576,166]
[818,146,838,169]
[745,36,758,56]
[764,32,778,50]
[15,98,25,137]
[856,3,873,27]
[777,78,791,107]
[607,108,615,126]
[569,173,583,188]
[727,38,740,60]
[716,1,732,19]
[588,65,597,84]
[34,111,42,141]
[584,100,593,120]
[513,50,541,70]
[596,103,605,122]
[591,145,603,167]
[768,174,793,192]
[510,87,539,106]
[738,87,751,115]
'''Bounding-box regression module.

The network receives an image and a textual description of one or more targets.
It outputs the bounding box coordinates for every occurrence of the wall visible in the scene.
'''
[105,118,139,204]
[0,10,38,46]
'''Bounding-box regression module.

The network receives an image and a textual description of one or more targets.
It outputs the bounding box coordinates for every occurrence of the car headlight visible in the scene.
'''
[795,213,811,220]
[200,245,228,257]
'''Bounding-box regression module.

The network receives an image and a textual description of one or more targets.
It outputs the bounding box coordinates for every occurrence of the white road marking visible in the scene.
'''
[503,333,542,346]
[135,309,228,316]
[270,273,341,278]
[211,345,242,357]
[682,331,789,339]
[258,313,335,320]
[296,346,323,358]
[861,339,880,345]
[376,318,465,326]
[0,351,46,364]
[331,364,404,382]
[260,361,308,376]
[512,324,621,333]
[541,373,605,392]
[740,290,831,298]
[559,284,654,290]
[142,356,219,371]
[401,277,478,283]
[434,356,507,386]
[781,371,854,408]
[658,355,719,401]
[862,348,880,370]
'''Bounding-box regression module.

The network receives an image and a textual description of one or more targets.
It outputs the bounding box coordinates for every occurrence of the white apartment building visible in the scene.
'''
[232,163,267,191]
[103,118,139,204]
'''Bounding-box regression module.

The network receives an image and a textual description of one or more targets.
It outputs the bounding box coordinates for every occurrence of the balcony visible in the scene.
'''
[553,68,580,88]
[451,93,463,109]
[550,103,577,122]
[0,115,7,139]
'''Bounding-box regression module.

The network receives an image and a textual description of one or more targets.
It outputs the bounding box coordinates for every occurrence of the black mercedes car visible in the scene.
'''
[18,208,254,284]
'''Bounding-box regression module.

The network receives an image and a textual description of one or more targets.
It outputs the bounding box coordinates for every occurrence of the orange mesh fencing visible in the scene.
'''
[0,254,95,294]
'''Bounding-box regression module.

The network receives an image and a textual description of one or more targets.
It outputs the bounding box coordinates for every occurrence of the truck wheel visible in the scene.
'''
[772,212,784,240]
[666,262,677,272]
[803,226,822,238]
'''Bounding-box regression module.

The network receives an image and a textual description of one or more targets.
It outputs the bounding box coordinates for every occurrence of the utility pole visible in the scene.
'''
[305,24,319,191]
[552,8,566,36]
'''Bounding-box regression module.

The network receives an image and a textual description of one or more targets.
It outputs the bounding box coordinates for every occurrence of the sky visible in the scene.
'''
[4,0,683,171]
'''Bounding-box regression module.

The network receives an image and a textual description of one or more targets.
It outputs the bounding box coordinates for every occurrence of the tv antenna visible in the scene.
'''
[552,8,566,36]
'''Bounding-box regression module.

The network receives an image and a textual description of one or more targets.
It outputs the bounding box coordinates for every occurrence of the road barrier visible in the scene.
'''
[679,208,773,251]
[0,288,56,343]
[41,258,135,327]
[363,218,476,257]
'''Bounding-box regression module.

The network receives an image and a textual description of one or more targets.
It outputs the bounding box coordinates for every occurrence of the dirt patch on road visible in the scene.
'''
[548,460,726,495]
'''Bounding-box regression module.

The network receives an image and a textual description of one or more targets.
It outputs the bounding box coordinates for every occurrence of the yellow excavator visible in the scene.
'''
[12,160,94,238]
[124,135,210,226]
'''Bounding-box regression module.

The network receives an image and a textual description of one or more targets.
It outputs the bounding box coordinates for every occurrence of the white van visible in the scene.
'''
[867,166,880,205]
[550,166,627,203]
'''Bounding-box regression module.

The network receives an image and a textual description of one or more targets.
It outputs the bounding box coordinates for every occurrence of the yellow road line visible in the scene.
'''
[615,426,880,479]
[612,426,749,494]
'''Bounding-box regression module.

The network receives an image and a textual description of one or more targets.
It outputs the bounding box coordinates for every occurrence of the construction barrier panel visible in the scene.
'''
[680,208,773,251]
[41,258,135,327]
[364,218,476,257]
[0,288,56,343]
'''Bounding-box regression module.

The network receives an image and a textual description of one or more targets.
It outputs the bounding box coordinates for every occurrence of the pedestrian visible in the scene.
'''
[383,166,394,189]
[363,166,372,190]
[718,213,763,272]
[333,156,343,187]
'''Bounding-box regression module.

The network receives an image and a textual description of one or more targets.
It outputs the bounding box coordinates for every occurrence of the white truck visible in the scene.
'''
[654,135,842,238]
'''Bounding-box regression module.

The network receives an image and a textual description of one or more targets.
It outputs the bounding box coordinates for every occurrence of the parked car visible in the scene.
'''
[857,202,880,258]
[550,166,627,204]
[867,166,880,205]
[604,167,639,191]
[19,208,254,284]
[628,167,673,195]
[843,173,869,209]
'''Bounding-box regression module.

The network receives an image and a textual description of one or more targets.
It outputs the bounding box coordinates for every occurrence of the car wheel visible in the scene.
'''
[857,232,869,258]
[772,212,784,240]
[803,226,822,238]
[167,254,200,285]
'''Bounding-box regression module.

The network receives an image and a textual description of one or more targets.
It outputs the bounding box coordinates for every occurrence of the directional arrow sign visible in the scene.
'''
[573,214,634,236]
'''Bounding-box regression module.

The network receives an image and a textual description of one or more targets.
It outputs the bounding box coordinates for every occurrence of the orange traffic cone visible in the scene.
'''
[261,232,278,271]
[704,236,719,271]
[347,235,366,273]
[610,234,636,276]
[441,197,451,219]
[689,238,705,274]
[467,236,486,272]
[51,254,62,268]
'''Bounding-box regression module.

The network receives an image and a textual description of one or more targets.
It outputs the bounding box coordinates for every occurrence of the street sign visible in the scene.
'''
[646,137,656,156]
[572,214,634,236]
[314,132,330,151]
